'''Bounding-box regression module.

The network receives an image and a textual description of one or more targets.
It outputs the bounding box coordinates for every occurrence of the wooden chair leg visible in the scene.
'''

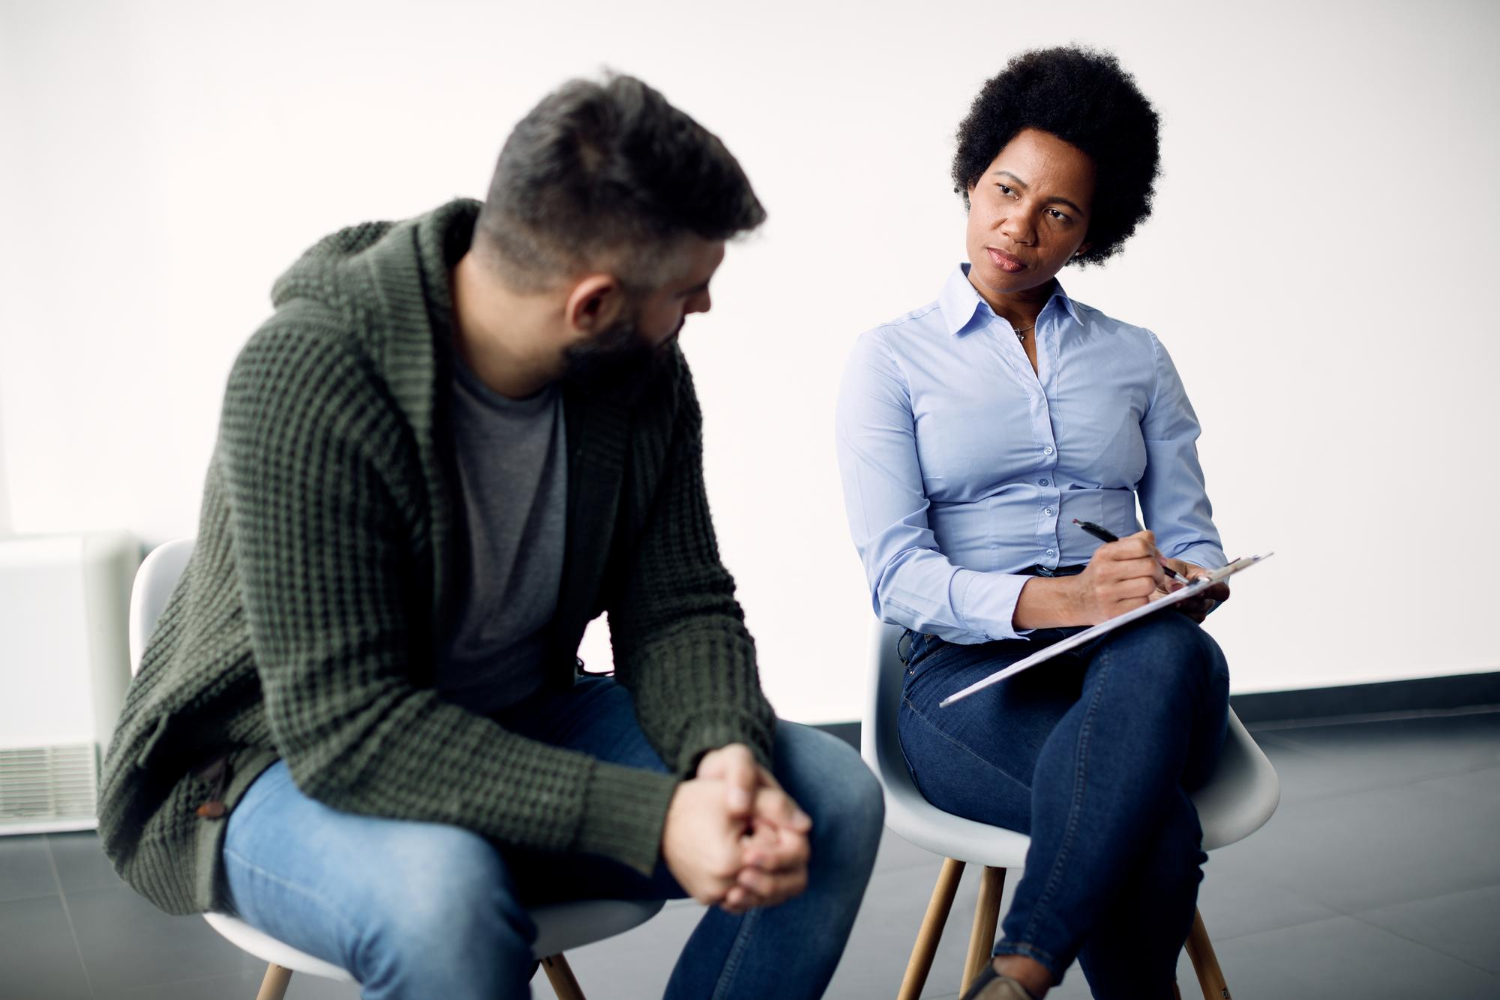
[254,963,292,1000]
[899,858,966,1000]
[1183,908,1230,1000]
[541,952,586,1000]
[960,866,1008,996]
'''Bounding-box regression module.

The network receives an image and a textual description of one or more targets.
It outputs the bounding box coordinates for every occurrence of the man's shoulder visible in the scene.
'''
[227,305,391,415]
[245,297,375,358]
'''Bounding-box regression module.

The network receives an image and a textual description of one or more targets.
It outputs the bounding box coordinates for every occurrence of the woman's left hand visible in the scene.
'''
[1159,559,1230,623]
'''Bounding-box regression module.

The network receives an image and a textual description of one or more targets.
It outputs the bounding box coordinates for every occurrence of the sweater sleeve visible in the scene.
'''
[606,354,777,775]
[221,323,676,874]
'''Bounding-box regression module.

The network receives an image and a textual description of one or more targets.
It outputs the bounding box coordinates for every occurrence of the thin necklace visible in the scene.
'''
[1013,325,1034,342]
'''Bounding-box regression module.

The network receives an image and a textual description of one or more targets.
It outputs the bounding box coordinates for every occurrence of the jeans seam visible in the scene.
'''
[900,697,1036,794]
[1019,641,1111,949]
[709,908,761,1000]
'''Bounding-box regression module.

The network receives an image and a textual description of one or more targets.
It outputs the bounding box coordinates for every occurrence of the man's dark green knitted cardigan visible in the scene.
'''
[97,199,777,916]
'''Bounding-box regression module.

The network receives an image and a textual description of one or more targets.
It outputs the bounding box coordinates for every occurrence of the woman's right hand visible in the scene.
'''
[1070,529,1167,624]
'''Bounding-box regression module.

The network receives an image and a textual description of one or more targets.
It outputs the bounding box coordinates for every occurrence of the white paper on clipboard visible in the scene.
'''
[938,552,1273,708]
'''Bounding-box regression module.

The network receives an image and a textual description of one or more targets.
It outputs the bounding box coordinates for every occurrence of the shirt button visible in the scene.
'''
[1044,507,1054,516]
[1046,548,1056,556]
[1044,446,1054,455]
[1039,478,1049,486]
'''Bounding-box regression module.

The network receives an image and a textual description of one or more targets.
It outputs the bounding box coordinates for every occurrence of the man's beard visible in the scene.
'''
[561,313,679,396]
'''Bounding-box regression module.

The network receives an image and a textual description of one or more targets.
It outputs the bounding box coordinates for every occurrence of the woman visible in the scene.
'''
[835,47,1233,1000]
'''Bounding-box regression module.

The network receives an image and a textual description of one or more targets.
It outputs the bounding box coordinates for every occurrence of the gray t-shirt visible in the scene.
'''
[437,356,568,714]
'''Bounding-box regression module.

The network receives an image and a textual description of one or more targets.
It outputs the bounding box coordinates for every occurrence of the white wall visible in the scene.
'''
[0,389,11,536]
[2,0,1497,721]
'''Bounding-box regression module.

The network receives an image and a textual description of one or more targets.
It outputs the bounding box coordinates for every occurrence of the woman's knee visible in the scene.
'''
[1112,614,1228,694]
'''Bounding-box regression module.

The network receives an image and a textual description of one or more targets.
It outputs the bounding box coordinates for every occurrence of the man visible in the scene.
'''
[99,74,883,999]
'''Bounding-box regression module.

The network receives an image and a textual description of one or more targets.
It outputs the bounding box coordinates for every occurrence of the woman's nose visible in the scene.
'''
[998,212,1036,247]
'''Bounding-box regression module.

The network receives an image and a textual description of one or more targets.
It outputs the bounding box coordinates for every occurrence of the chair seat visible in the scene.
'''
[883,765,1033,870]
[203,913,354,981]
[864,622,1280,870]
[1191,711,1281,852]
[204,898,666,981]
[529,899,667,958]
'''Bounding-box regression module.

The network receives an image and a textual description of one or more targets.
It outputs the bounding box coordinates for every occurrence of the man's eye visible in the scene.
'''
[1048,209,1071,222]
[997,184,1014,196]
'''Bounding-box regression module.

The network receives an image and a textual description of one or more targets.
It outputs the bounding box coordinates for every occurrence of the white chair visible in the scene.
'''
[129,538,663,1000]
[864,621,1280,1000]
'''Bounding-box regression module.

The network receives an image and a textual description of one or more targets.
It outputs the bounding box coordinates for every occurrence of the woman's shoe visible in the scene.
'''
[959,961,1042,1000]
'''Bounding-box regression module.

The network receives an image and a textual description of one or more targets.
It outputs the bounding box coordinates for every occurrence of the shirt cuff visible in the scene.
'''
[952,569,1033,641]
[1173,544,1229,571]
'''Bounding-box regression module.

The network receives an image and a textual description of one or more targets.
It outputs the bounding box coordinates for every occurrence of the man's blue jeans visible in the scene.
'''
[897,613,1229,999]
[222,676,884,1000]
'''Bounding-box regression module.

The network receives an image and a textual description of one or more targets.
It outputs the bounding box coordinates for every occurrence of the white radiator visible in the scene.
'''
[0,532,139,834]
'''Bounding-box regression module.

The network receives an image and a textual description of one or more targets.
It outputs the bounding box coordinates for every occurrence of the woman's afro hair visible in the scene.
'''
[952,46,1161,265]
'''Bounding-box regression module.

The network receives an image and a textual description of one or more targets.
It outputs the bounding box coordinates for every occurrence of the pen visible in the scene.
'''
[1072,519,1189,584]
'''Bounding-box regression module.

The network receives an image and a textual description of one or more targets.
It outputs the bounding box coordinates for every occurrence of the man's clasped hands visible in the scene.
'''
[662,743,812,914]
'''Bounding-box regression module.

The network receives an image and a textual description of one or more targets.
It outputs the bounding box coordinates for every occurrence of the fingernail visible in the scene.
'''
[729,788,750,810]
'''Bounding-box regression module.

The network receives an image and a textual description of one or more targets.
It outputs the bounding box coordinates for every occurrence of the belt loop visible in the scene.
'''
[897,629,913,666]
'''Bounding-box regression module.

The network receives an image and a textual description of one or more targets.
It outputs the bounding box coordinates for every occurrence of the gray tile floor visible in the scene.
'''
[3,709,1498,999]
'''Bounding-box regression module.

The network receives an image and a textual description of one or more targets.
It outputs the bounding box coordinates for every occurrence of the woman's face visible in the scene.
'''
[965,128,1096,302]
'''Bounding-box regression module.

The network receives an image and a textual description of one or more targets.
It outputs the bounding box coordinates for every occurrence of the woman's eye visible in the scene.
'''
[997,184,1014,196]
[1048,208,1071,222]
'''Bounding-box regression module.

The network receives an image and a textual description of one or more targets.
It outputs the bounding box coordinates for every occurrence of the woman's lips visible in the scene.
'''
[987,247,1026,273]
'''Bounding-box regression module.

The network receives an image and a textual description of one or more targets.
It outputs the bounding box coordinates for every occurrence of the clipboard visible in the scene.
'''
[938,552,1273,708]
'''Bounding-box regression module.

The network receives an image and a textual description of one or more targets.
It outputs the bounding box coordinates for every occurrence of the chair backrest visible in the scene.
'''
[862,618,1034,867]
[127,538,196,676]
[861,620,910,792]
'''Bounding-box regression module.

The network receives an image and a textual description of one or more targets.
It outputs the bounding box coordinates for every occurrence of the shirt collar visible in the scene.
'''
[1048,281,1081,325]
[939,263,1080,336]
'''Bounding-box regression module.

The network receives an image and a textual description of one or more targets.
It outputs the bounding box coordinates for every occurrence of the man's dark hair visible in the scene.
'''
[952,46,1161,266]
[477,73,766,290]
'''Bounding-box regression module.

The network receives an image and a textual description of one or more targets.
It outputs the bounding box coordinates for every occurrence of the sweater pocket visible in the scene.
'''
[133,713,175,770]
[132,710,236,816]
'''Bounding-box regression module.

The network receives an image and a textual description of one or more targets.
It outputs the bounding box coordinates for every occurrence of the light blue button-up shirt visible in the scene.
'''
[836,264,1225,643]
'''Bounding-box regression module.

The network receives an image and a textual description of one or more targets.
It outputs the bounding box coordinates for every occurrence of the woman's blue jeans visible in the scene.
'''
[222,676,884,1000]
[898,612,1229,999]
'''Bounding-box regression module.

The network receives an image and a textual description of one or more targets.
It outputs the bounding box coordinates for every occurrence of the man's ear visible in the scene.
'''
[564,274,625,332]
